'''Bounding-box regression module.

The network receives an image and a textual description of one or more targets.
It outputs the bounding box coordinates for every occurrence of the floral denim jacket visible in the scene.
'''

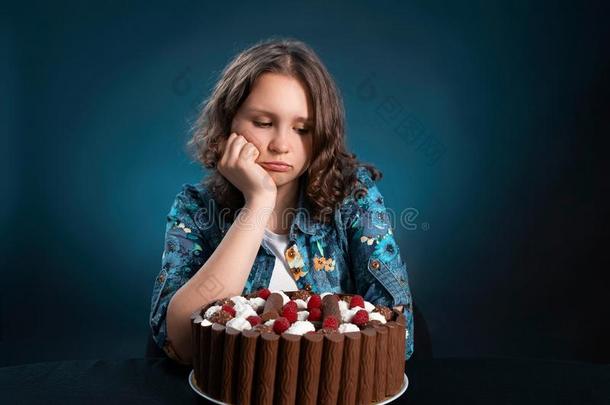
[149,165,415,363]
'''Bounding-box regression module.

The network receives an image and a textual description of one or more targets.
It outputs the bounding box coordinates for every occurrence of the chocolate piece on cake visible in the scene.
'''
[321,294,341,321]
[253,324,274,334]
[316,327,339,335]
[209,309,233,325]
[374,304,393,321]
[216,297,234,307]
[263,292,284,313]
[260,309,279,322]
[291,289,312,301]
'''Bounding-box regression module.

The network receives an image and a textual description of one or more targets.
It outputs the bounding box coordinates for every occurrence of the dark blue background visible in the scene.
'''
[2,0,607,366]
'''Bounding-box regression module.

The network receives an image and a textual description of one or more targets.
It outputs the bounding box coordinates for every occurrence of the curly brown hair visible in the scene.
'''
[186,36,382,225]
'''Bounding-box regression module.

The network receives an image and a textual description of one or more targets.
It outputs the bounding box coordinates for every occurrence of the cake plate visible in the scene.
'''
[188,369,408,404]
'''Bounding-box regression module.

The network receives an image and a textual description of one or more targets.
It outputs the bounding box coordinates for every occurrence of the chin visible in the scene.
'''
[269,173,297,187]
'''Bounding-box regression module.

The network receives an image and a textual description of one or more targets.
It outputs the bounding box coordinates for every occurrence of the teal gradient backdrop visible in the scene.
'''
[2,0,607,365]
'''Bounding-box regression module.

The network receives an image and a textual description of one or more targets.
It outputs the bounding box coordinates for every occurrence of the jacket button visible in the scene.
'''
[370,259,381,270]
[304,283,312,291]
[158,273,166,282]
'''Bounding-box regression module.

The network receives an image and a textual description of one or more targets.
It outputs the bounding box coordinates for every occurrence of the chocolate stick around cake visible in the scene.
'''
[372,324,389,402]
[274,334,302,405]
[208,323,226,400]
[190,313,203,385]
[221,327,241,404]
[254,332,280,405]
[385,321,400,395]
[338,331,362,405]
[318,332,345,405]
[297,333,324,405]
[236,329,260,405]
[357,328,377,404]
[198,321,213,394]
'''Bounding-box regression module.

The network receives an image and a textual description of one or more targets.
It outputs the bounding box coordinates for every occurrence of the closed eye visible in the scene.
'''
[253,121,311,135]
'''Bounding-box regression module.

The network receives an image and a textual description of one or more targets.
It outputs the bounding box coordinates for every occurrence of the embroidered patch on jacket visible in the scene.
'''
[313,256,336,272]
[285,244,307,281]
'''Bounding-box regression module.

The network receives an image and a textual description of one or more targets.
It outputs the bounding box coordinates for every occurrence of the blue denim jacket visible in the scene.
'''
[149,165,415,363]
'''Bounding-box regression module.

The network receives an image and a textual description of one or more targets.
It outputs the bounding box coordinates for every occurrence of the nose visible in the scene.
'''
[268,125,290,154]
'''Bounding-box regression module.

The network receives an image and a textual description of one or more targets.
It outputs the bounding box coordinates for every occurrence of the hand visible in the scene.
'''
[217,132,277,205]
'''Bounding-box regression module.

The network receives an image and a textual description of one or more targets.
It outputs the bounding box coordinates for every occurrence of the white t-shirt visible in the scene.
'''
[262,228,299,292]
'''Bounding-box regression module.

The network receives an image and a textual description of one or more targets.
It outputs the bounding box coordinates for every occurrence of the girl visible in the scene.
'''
[149,37,414,365]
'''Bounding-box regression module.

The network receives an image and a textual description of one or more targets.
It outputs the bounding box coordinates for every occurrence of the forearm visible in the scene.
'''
[165,197,273,362]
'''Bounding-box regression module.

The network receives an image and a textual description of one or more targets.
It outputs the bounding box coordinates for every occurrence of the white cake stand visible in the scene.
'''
[188,369,408,404]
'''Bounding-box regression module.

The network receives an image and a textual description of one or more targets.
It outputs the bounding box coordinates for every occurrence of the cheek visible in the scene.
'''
[303,137,313,155]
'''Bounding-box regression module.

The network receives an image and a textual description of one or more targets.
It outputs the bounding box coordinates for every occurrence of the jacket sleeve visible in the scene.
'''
[149,183,214,365]
[344,167,415,361]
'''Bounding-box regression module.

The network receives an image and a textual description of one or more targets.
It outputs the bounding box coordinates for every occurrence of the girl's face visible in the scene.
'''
[231,72,314,188]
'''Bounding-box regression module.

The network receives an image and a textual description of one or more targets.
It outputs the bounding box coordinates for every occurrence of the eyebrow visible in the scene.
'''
[245,108,313,124]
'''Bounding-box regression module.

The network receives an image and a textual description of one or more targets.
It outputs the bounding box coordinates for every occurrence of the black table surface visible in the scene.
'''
[0,356,607,404]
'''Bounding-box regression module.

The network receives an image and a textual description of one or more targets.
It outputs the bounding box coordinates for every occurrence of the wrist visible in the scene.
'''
[245,193,276,209]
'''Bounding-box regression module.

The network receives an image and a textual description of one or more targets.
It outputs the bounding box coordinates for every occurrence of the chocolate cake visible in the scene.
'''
[190,289,407,404]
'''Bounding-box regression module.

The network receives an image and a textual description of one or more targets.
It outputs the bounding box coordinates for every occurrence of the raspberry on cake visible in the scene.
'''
[307,293,322,310]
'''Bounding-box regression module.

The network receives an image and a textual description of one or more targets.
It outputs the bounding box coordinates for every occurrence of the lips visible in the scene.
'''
[260,162,292,172]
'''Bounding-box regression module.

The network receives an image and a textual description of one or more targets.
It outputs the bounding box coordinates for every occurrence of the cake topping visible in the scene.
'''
[281,302,298,324]
[216,297,234,307]
[293,299,308,310]
[200,289,395,336]
[285,320,316,335]
[257,288,271,300]
[248,297,266,312]
[230,295,249,306]
[321,295,341,322]
[291,289,312,301]
[233,302,257,319]
[209,309,233,325]
[319,292,333,299]
[340,306,362,323]
[307,307,322,321]
[263,293,284,314]
[226,316,252,331]
[349,294,365,309]
[367,311,387,324]
[307,294,322,310]
[261,310,280,322]
[316,327,339,335]
[204,305,222,319]
[374,305,393,321]
[271,290,291,305]
[338,323,360,333]
[351,309,369,327]
[221,304,236,317]
[364,301,376,312]
[273,317,290,334]
[247,315,262,326]
[253,323,273,334]
[322,315,340,330]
